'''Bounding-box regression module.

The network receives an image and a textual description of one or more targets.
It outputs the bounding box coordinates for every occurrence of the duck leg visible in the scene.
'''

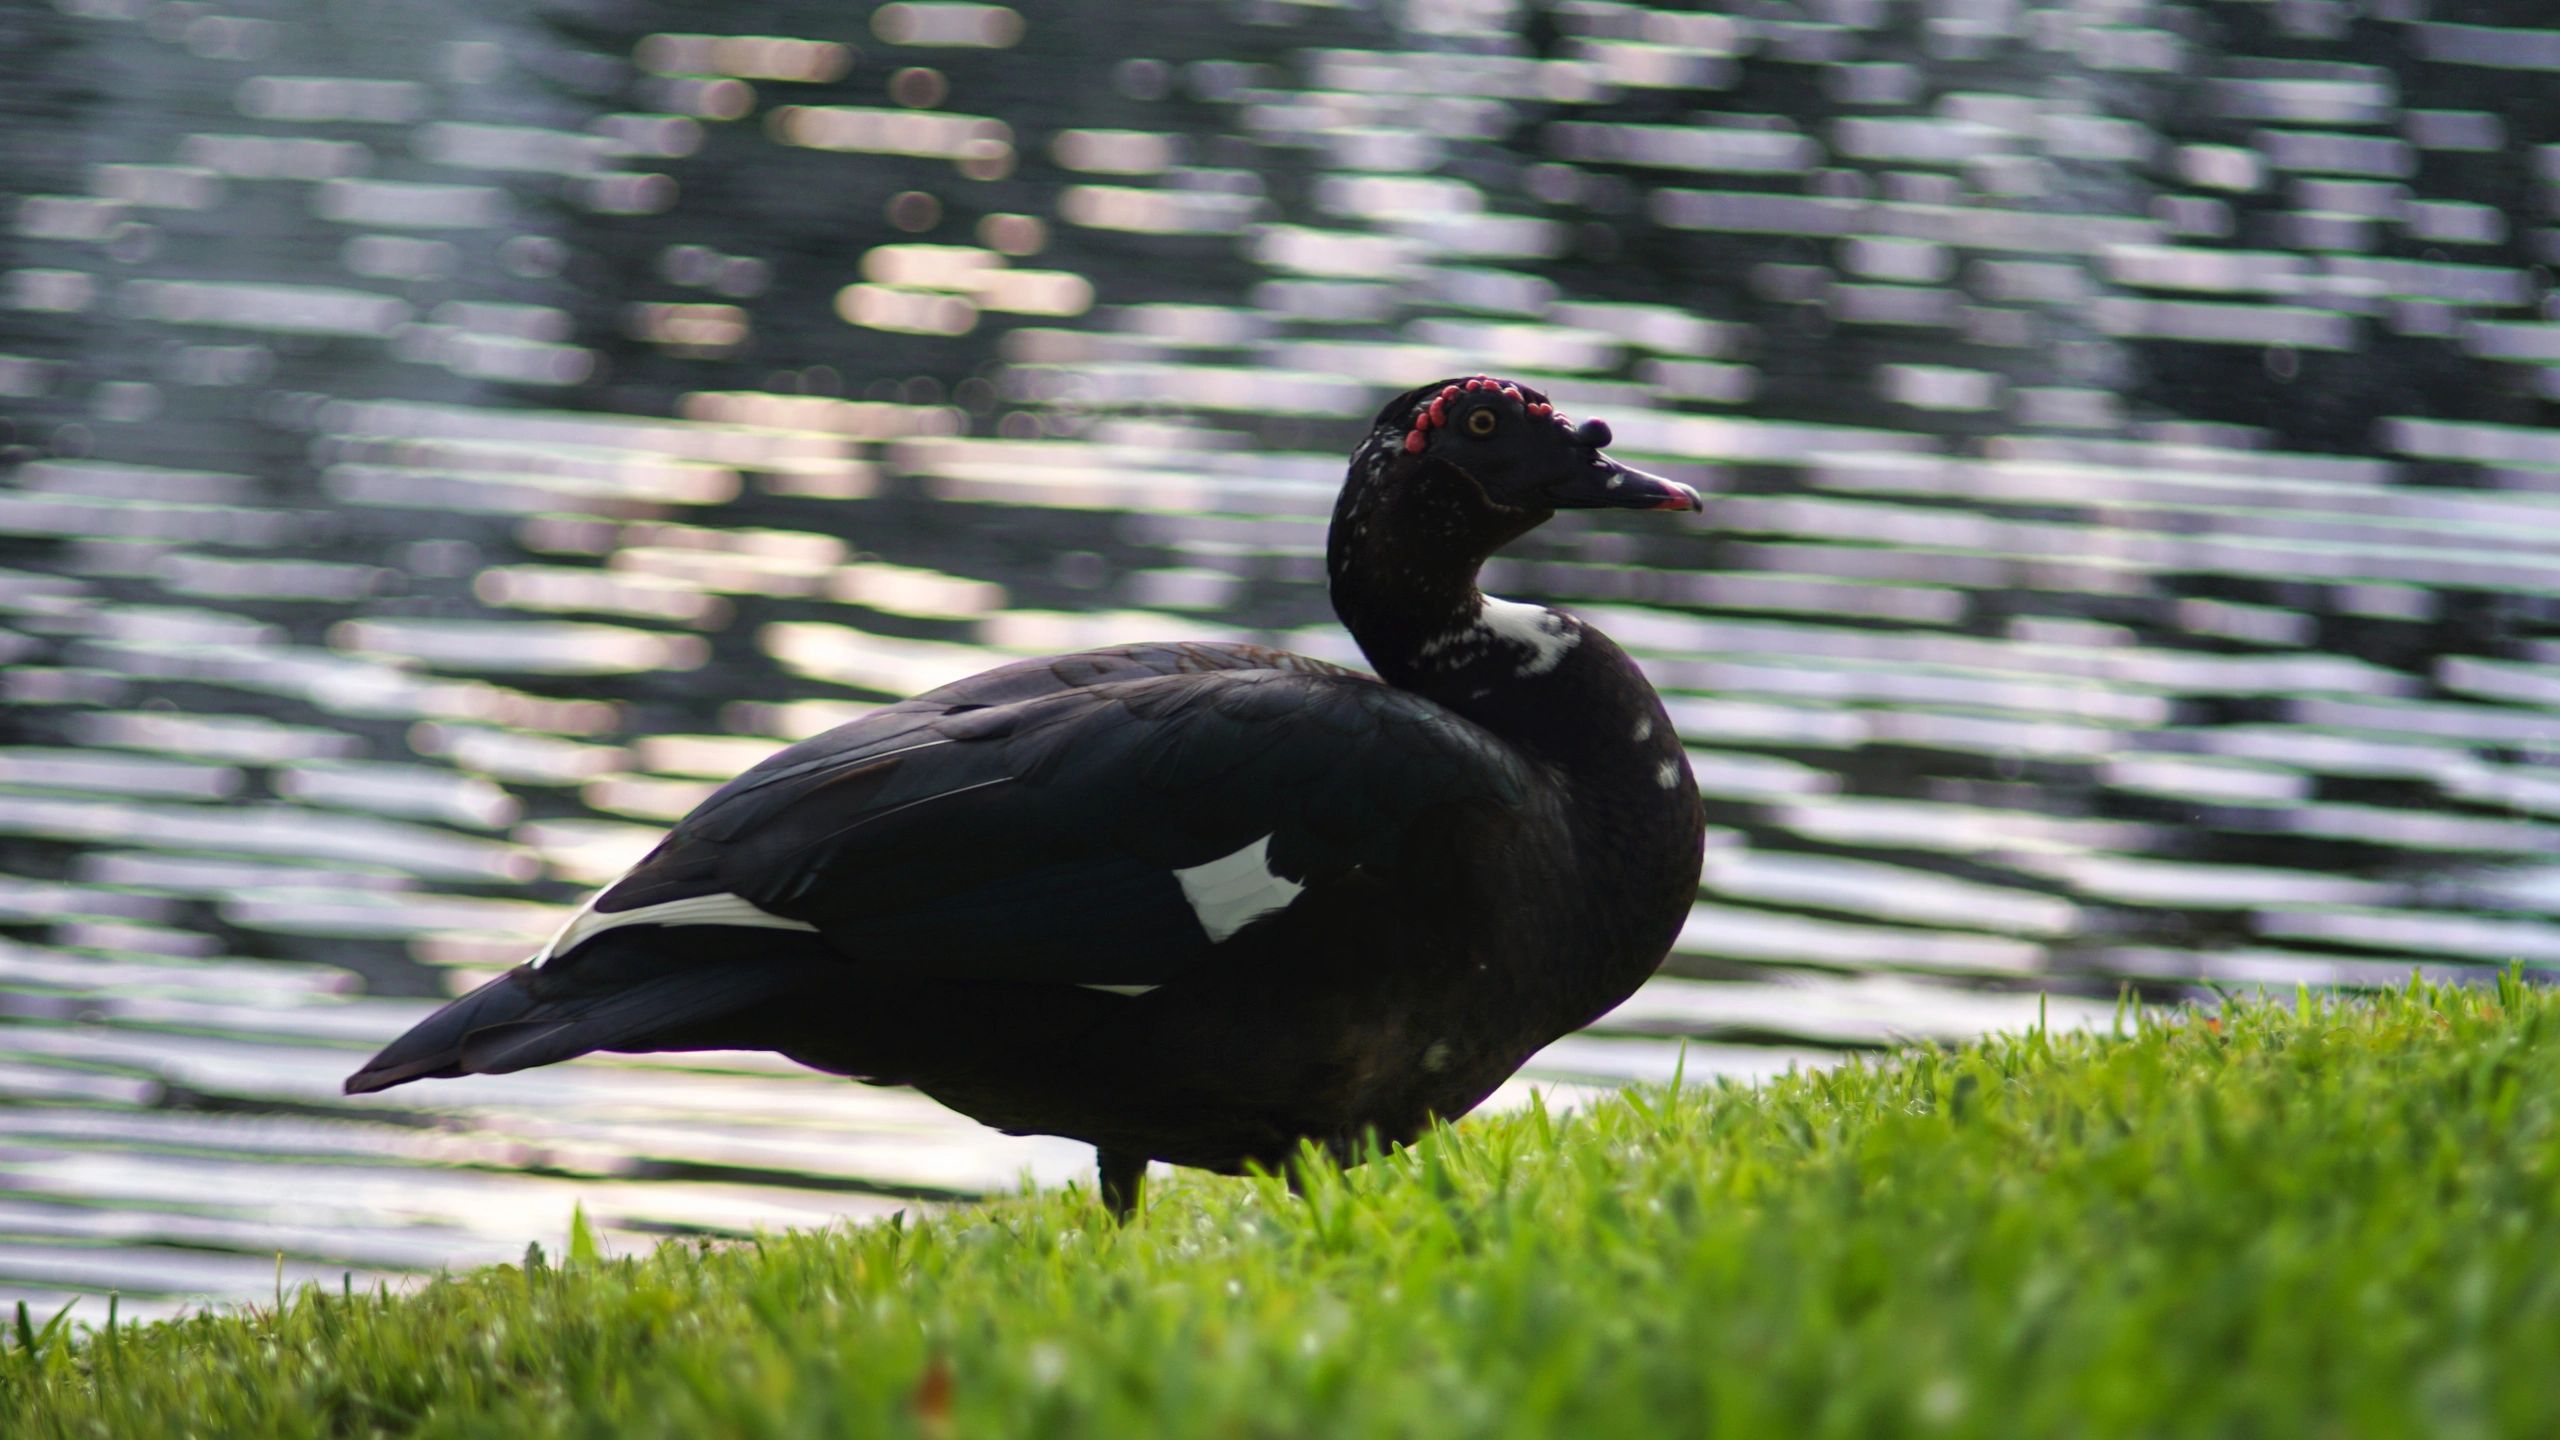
[1096,1147,1147,1220]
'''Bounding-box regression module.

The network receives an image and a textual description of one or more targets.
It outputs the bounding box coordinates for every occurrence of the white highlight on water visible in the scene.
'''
[1174,833,1306,943]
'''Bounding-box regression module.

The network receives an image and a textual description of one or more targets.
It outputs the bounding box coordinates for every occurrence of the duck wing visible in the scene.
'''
[586,657,1536,980]
[345,645,1539,1092]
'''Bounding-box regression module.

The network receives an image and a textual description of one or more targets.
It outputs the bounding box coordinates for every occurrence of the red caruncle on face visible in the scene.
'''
[1403,376,1565,454]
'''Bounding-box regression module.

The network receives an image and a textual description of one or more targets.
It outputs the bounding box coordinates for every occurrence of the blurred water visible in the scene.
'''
[3,0,2559,1319]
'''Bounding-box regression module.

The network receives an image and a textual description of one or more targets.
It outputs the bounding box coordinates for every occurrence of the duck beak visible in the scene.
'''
[1547,452,1703,513]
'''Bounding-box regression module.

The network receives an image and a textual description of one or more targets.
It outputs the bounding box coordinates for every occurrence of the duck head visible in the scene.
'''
[1332,376,1700,578]
[1373,376,1699,516]
[1328,377,1702,686]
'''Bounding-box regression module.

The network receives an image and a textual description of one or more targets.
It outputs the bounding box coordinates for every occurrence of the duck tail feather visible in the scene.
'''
[342,930,834,1096]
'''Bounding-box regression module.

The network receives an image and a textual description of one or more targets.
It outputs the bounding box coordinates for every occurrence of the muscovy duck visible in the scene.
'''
[347,376,1707,1217]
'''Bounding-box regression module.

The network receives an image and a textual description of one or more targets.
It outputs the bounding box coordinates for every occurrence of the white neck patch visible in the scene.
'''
[1475,595,1580,677]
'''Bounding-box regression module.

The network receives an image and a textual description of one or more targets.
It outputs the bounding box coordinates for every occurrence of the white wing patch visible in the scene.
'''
[1477,596,1580,676]
[1174,833,1305,943]
[531,889,819,968]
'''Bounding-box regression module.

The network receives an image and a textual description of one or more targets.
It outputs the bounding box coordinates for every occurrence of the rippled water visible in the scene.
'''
[4,0,2559,1319]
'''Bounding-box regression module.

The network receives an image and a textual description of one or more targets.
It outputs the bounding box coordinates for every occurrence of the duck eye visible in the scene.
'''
[1464,408,1498,438]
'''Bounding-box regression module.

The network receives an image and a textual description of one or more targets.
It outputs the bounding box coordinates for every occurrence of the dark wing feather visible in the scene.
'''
[581,652,1537,986]
[597,642,1357,908]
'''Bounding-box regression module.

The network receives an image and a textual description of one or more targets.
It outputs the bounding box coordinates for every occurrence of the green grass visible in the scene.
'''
[11,976,2560,1438]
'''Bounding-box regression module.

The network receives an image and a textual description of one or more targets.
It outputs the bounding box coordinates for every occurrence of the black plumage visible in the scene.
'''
[348,376,1709,1217]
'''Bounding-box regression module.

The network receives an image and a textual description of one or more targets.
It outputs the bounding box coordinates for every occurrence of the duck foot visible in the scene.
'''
[1096,1146,1146,1221]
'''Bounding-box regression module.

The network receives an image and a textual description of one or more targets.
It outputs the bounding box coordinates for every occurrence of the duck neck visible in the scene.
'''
[1339,576,1690,825]
[1325,477,1524,726]
[1325,487,1687,796]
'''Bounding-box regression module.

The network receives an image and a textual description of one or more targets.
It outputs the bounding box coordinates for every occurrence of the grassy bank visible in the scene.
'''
[9,977,2560,1438]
